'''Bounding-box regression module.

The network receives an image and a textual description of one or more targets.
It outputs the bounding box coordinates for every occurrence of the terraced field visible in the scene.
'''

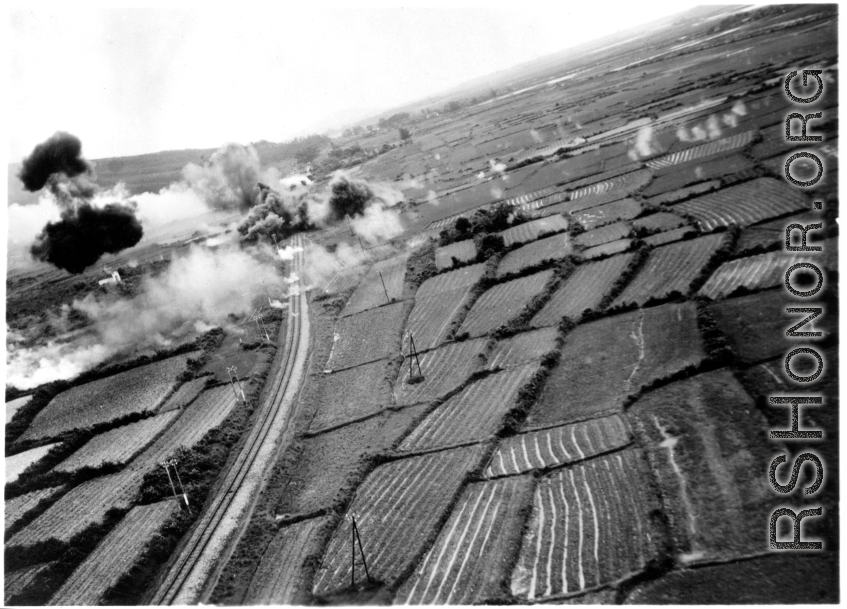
[643,226,697,247]
[322,267,366,295]
[573,222,630,249]
[459,270,553,338]
[611,233,725,307]
[394,337,488,406]
[157,377,208,413]
[484,415,631,478]
[52,411,180,473]
[562,169,652,212]
[325,301,406,371]
[631,212,688,233]
[6,562,56,603]
[306,360,392,432]
[645,130,757,170]
[312,445,486,596]
[17,354,193,443]
[340,253,409,317]
[6,442,59,484]
[399,363,540,453]
[6,395,32,424]
[48,501,178,606]
[435,240,477,270]
[525,302,705,428]
[511,449,660,601]
[416,263,487,298]
[697,250,805,300]
[496,232,571,277]
[394,475,533,604]
[671,178,808,231]
[498,216,568,247]
[532,253,634,326]
[581,239,633,260]
[5,486,64,532]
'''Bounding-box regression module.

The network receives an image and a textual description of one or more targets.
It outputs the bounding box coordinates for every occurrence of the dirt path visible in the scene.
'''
[150,235,312,605]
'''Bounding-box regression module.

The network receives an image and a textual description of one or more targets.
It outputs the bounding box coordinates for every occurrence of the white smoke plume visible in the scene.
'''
[6,245,282,389]
[182,143,262,210]
[627,124,659,160]
[300,241,369,290]
[349,203,404,245]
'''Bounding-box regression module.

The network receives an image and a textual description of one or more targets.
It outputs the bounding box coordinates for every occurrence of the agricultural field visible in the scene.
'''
[644,130,757,170]
[312,444,486,596]
[340,253,409,317]
[245,516,331,604]
[6,395,32,424]
[393,337,488,407]
[305,360,393,432]
[610,233,726,307]
[17,353,194,443]
[5,562,56,604]
[562,169,652,212]
[6,442,59,484]
[435,240,477,270]
[524,302,705,429]
[496,232,571,278]
[484,414,631,478]
[581,238,633,260]
[631,212,688,233]
[511,449,661,601]
[394,475,533,604]
[671,177,809,231]
[642,226,697,247]
[48,501,178,606]
[325,301,406,371]
[569,198,643,230]
[157,377,208,413]
[572,222,629,249]
[698,250,806,300]
[487,326,559,370]
[628,369,775,562]
[52,411,180,473]
[416,263,487,298]
[5,486,64,532]
[498,215,568,247]
[458,269,553,338]
[398,363,540,453]
[532,253,634,326]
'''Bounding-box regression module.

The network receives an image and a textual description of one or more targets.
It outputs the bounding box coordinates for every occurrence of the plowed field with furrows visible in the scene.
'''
[5,486,63,531]
[581,239,633,260]
[644,180,721,206]
[17,353,193,443]
[459,270,553,338]
[487,326,559,370]
[48,501,178,606]
[158,377,207,413]
[7,443,59,484]
[632,212,688,232]
[405,290,474,352]
[496,233,571,277]
[399,364,540,452]
[6,395,32,424]
[510,450,660,601]
[306,361,392,432]
[529,190,569,209]
[325,301,406,371]
[498,216,568,247]
[5,562,55,603]
[245,516,329,604]
[671,177,808,231]
[52,411,180,473]
[322,268,365,295]
[570,198,642,230]
[7,472,140,547]
[525,302,705,428]
[645,130,757,170]
[341,253,409,317]
[394,338,488,406]
[435,240,477,270]
[611,233,725,307]
[698,250,808,300]
[503,185,559,207]
[532,253,634,326]
[312,445,486,596]
[643,226,697,247]
[484,415,630,478]
[573,222,630,249]
[394,476,533,605]
[416,263,486,298]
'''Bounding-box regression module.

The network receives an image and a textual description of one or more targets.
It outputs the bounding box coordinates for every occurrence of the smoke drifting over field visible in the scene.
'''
[20,132,144,274]
[6,245,282,389]
[182,143,262,210]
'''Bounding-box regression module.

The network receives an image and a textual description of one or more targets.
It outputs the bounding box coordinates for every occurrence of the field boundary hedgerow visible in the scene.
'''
[445,254,503,341]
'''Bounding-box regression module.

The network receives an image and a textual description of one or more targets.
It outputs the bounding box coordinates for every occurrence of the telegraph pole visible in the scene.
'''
[377,271,390,303]
[226,366,246,403]
[349,513,372,587]
[408,332,424,379]
[252,311,271,342]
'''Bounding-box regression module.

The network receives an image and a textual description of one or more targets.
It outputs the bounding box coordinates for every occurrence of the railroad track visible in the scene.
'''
[151,235,310,605]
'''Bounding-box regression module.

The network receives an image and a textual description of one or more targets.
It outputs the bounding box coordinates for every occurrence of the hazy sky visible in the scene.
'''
[8,2,706,161]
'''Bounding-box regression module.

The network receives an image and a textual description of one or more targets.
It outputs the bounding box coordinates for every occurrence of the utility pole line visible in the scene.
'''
[377,271,390,303]
[408,333,423,378]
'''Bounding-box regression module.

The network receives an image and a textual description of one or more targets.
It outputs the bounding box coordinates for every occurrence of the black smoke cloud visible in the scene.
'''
[182,143,262,211]
[20,132,143,274]
[18,132,92,192]
[237,185,314,242]
[326,174,372,222]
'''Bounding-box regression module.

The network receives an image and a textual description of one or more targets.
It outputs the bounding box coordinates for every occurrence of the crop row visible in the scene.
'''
[459,269,553,338]
[312,445,486,596]
[325,301,406,371]
[497,216,568,247]
[394,337,488,406]
[341,253,409,317]
[484,414,630,478]
[645,130,756,170]
[434,240,477,270]
[7,442,60,484]
[569,198,643,230]
[398,363,540,453]
[5,486,64,532]
[18,353,194,443]
[573,222,630,249]
[496,232,571,278]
